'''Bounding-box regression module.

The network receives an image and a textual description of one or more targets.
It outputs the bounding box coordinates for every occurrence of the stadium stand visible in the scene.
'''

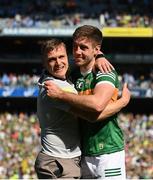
[0,71,153,98]
[0,0,153,29]
[0,0,153,179]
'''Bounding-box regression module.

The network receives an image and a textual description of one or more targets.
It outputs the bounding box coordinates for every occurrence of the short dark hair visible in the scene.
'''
[41,38,66,64]
[73,25,103,46]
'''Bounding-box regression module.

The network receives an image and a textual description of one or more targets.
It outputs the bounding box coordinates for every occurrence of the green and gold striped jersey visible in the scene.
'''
[75,70,124,156]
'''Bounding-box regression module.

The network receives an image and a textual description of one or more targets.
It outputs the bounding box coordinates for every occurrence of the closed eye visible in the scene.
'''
[59,55,65,59]
[80,45,88,50]
[48,57,56,62]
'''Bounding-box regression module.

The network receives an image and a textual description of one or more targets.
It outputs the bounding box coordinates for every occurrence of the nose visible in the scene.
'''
[74,46,81,55]
[55,58,61,65]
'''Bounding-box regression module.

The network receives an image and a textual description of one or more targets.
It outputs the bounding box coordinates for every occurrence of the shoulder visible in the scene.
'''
[53,79,78,94]
[95,69,117,79]
[94,69,118,87]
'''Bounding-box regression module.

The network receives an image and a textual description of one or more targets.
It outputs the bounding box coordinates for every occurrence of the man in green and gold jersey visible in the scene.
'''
[44,25,131,179]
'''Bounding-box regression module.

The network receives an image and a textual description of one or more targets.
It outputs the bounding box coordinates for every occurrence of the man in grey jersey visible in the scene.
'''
[35,39,81,179]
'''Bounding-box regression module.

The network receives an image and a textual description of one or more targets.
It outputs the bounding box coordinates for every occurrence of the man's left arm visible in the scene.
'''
[94,53,114,73]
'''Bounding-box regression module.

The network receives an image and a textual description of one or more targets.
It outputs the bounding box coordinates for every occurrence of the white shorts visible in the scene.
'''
[81,150,126,179]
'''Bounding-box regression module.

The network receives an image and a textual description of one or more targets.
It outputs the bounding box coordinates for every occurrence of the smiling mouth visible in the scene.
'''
[75,57,83,61]
[75,59,83,64]
[54,65,65,72]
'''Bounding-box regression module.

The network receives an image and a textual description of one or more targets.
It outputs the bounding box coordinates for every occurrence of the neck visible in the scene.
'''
[80,60,95,73]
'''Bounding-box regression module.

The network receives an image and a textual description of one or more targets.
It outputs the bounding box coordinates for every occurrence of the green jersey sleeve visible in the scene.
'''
[95,70,118,88]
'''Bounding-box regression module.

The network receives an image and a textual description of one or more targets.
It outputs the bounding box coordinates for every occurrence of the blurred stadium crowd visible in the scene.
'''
[0,112,40,179]
[0,0,153,29]
[119,113,153,179]
[0,70,153,97]
[0,112,152,179]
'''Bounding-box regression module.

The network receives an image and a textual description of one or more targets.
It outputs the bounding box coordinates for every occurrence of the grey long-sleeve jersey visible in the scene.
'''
[37,73,81,158]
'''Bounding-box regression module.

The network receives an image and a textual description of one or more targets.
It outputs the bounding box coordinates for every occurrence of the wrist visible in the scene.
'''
[58,90,65,100]
[120,97,128,107]
[95,54,105,60]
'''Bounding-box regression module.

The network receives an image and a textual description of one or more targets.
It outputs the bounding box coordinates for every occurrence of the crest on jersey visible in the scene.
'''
[76,79,84,91]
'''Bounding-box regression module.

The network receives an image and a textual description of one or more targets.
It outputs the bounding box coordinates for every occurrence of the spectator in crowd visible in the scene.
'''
[145,81,153,97]
[122,72,136,89]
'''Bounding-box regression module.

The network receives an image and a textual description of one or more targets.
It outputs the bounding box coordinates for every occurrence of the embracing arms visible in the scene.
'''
[69,83,131,122]
[44,81,131,122]
[44,81,115,112]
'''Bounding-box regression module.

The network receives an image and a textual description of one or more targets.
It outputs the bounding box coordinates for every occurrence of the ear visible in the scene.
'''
[94,45,101,55]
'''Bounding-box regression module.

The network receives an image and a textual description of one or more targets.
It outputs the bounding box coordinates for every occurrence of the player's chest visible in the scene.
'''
[75,75,95,95]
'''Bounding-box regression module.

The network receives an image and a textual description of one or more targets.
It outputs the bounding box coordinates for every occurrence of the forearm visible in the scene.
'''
[97,82,131,120]
[97,98,127,120]
[58,91,106,112]
[69,106,100,122]
[69,97,127,123]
